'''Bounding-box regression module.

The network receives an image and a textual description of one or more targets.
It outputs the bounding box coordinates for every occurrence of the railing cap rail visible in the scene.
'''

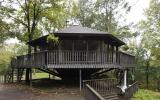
[83,78,117,83]
[85,84,105,100]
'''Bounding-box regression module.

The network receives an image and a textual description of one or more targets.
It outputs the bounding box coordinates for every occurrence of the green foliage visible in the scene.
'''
[76,0,131,36]
[132,89,160,100]
[0,45,13,74]
[0,43,27,74]
[47,34,59,44]
[139,0,160,67]
[133,0,160,90]
[0,0,71,43]
[11,43,28,56]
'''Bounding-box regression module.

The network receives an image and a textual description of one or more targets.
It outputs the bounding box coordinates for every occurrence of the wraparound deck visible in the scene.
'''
[11,50,135,69]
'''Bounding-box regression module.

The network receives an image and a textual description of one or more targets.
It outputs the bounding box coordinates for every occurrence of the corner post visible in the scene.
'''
[121,69,127,92]
[124,69,127,89]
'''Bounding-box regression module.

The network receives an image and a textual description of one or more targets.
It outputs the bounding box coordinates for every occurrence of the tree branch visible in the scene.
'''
[9,15,28,27]
[16,0,27,16]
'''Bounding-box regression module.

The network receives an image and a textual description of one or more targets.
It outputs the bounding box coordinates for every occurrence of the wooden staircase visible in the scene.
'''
[36,68,60,77]
[83,79,138,100]
[98,91,119,100]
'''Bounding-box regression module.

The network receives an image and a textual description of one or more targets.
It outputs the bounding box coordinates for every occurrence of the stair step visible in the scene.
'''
[104,97,119,100]
[96,90,119,100]
[103,95,119,99]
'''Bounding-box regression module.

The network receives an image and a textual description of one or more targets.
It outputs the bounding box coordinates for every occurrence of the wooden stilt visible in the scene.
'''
[17,68,19,83]
[26,68,30,85]
[12,67,14,83]
[30,68,32,87]
[49,74,50,79]
[79,69,82,91]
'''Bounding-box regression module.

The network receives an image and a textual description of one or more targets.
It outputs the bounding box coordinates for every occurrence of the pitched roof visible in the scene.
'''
[28,25,125,46]
[55,25,107,34]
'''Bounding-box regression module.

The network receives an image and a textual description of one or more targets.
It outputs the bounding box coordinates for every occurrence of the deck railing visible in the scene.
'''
[11,50,135,68]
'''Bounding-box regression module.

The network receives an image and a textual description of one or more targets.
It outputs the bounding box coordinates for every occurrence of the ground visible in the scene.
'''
[1,73,160,100]
[0,79,84,100]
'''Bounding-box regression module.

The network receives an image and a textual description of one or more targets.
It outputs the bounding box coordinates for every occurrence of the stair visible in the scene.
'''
[94,84,121,100]
[36,68,60,77]
[96,91,120,100]
[103,93,119,100]
[4,66,14,83]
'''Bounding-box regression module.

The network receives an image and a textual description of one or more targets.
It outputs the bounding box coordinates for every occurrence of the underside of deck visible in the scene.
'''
[55,68,101,81]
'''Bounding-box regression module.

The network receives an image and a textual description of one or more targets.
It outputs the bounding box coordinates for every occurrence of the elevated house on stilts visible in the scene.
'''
[10,25,138,100]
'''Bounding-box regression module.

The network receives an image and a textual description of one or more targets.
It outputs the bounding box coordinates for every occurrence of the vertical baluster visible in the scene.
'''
[77,51,79,64]
[67,51,68,65]
[75,51,77,64]
[48,51,50,64]
[69,51,71,64]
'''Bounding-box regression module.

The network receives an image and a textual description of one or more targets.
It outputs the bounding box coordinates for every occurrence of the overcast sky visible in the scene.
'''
[6,0,150,44]
[126,0,150,24]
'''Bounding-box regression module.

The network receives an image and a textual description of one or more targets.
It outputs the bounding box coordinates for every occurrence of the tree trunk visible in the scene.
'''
[146,61,149,89]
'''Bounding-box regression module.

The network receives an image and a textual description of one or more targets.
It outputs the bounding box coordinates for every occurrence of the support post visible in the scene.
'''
[120,69,127,92]
[124,70,127,89]
[12,67,14,83]
[25,68,30,85]
[79,69,82,91]
[30,69,32,87]
[49,74,50,79]
[116,46,119,64]
[17,68,19,83]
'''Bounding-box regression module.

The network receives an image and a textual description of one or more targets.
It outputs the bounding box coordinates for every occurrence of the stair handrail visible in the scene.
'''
[84,84,105,100]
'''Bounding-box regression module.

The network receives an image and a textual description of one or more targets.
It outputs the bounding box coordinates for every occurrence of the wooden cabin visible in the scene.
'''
[11,25,138,100]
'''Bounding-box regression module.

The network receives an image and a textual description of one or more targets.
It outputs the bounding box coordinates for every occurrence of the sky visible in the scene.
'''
[126,0,150,24]
[5,0,150,44]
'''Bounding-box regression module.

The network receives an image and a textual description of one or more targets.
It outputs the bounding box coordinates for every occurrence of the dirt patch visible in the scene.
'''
[0,83,84,100]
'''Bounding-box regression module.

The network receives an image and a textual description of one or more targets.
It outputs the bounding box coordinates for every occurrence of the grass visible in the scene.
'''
[32,73,50,79]
[20,72,61,80]
[132,89,160,100]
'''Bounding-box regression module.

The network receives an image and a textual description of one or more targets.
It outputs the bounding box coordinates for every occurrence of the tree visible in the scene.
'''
[139,0,160,89]
[76,0,131,35]
[0,45,13,74]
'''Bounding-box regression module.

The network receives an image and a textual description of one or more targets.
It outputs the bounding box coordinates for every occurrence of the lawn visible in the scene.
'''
[132,89,160,100]
[19,72,61,80]
[32,72,50,79]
